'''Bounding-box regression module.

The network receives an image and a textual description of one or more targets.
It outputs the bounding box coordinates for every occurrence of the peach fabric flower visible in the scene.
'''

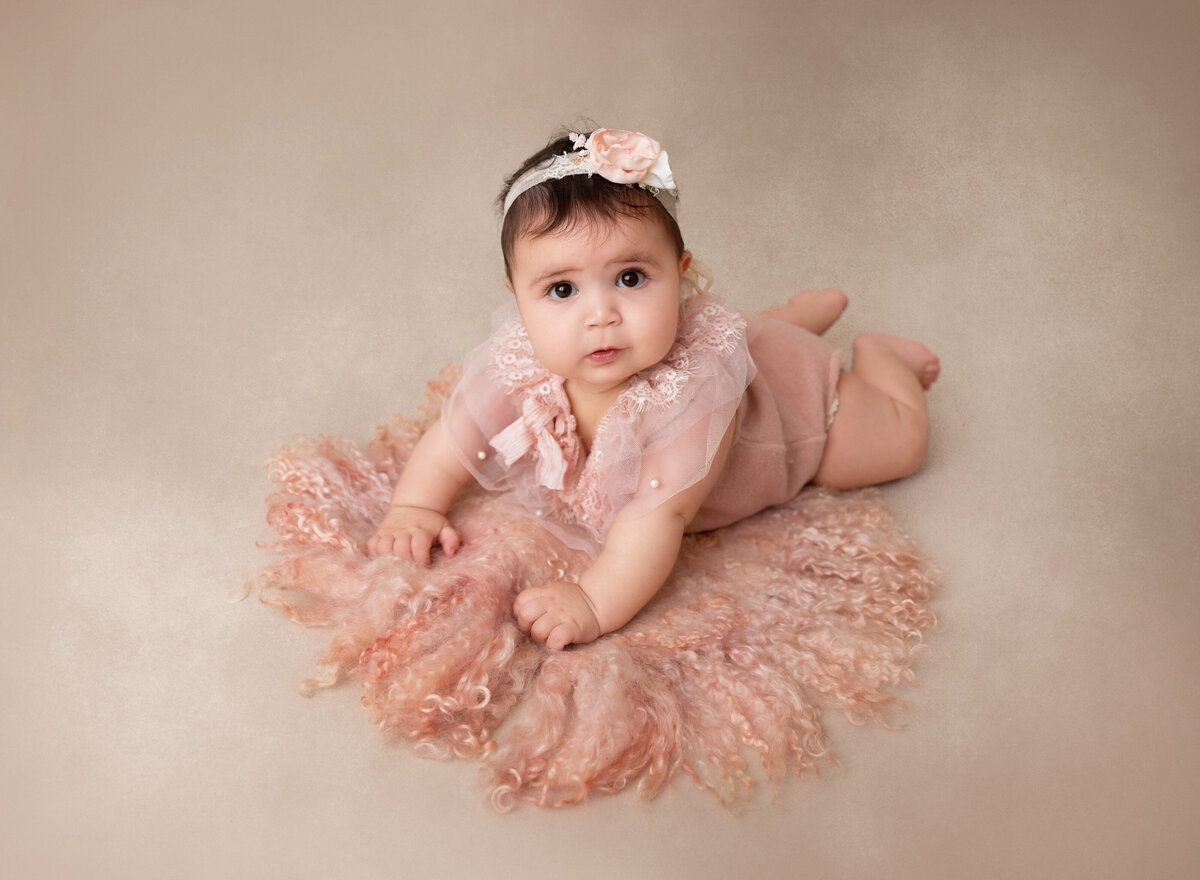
[584,129,662,184]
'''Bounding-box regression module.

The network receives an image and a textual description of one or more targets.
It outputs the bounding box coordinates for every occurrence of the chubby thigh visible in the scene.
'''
[689,317,842,531]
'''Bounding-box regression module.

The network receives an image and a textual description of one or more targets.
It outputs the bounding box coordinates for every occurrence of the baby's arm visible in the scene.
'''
[514,424,735,650]
[367,419,472,563]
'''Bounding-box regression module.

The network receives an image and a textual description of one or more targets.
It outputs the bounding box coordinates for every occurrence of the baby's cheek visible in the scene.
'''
[523,328,570,372]
[648,308,680,360]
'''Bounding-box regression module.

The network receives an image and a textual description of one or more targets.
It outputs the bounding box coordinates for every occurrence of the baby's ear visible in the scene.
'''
[504,276,515,295]
[679,251,692,274]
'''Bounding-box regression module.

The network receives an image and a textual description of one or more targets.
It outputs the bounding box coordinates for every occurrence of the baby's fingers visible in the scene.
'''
[528,607,575,645]
[437,525,462,558]
[527,613,577,650]
[408,530,434,566]
[367,532,393,557]
[367,530,417,561]
[513,589,545,632]
[544,623,578,651]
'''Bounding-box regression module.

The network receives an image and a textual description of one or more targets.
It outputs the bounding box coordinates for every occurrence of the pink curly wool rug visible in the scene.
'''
[253,367,937,809]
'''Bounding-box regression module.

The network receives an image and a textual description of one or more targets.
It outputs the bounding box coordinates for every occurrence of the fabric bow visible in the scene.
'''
[489,396,569,490]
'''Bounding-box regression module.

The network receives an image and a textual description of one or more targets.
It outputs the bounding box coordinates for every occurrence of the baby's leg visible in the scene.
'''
[762,289,848,335]
[813,333,940,490]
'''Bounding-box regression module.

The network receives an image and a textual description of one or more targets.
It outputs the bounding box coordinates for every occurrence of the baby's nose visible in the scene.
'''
[586,291,621,327]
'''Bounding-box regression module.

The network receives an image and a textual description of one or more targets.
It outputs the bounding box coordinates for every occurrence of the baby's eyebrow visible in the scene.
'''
[609,252,659,267]
[531,266,579,284]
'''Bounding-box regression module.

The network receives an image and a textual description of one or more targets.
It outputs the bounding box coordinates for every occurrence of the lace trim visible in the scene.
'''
[620,297,744,414]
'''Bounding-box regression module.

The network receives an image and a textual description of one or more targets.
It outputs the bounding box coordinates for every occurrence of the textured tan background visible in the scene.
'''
[3,1,1198,877]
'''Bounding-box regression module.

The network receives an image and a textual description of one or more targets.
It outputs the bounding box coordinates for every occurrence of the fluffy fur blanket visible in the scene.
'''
[253,367,937,809]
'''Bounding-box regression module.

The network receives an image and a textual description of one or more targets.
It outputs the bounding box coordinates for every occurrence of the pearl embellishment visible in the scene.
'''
[649,479,660,489]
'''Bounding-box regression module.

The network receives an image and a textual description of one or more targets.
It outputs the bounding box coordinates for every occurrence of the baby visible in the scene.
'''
[368,128,939,651]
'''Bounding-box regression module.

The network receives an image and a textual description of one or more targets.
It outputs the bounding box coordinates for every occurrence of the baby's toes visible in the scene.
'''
[922,357,941,389]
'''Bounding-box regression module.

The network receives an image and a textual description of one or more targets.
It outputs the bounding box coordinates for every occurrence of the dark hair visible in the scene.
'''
[498,131,685,278]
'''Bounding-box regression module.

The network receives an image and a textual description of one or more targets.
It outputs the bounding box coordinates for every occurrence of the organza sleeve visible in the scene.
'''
[440,331,524,491]
[596,302,757,531]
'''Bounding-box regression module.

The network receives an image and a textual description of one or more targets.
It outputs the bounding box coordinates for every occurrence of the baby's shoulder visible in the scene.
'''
[676,294,749,356]
[615,294,752,426]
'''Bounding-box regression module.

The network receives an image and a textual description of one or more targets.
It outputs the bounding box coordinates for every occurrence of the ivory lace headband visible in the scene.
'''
[502,128,679,219]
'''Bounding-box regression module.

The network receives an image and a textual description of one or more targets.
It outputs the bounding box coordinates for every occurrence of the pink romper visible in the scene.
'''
[442,278,842,555]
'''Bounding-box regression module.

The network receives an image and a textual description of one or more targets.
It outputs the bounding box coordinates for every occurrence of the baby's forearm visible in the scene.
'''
[577,510,688,636]
[390,419,472,513]
[577,421,736,636]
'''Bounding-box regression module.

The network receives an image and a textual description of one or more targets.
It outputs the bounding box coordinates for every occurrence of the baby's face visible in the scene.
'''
[506,212,690,400]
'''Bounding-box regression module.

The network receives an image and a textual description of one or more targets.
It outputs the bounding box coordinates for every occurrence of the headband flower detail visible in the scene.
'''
[582,129,666,185]
[503,128,679,217]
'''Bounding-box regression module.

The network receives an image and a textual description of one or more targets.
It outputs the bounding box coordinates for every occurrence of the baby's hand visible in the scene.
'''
[513,580,602,651]
[367,505,461,564]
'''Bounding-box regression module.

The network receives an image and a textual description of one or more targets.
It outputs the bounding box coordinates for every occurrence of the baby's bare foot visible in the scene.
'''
[762,289,848,335]
[858,333,941,389]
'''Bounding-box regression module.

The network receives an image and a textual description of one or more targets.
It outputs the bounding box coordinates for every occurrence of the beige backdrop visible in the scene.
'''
[3,1,1198,877]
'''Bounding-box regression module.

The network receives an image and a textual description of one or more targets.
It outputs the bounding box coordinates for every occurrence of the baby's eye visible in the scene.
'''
[547,281,578,301]
[616,269,646,289]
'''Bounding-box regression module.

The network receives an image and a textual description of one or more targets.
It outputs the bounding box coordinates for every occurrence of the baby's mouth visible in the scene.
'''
[587,348,621,364]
